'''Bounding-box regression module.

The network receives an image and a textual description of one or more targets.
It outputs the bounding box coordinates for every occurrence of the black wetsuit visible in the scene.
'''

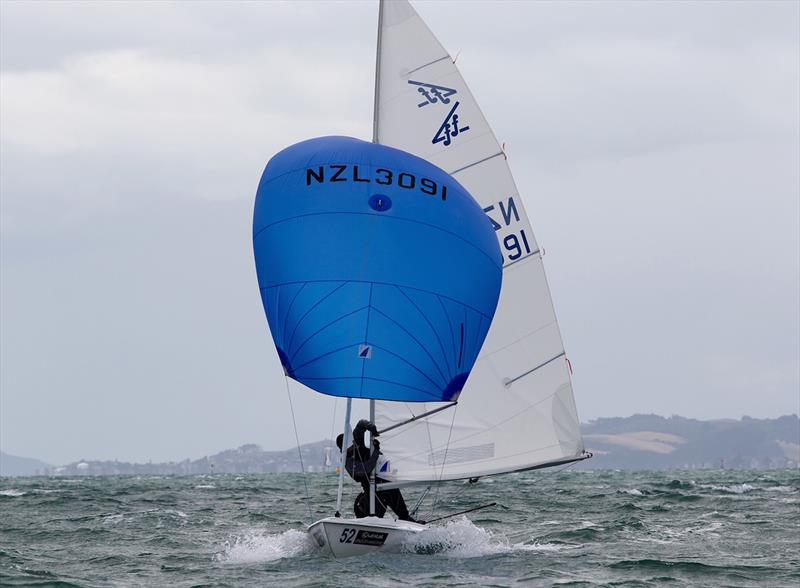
[343,420,415,522]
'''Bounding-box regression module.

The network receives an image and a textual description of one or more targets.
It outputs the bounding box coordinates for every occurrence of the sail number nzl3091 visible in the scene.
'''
[306,165,448,201]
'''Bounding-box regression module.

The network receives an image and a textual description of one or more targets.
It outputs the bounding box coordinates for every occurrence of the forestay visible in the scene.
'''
[373,0,587,483]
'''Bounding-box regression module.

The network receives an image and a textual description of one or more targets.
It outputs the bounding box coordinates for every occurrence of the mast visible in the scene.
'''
[366,0,384,517]
[372,0,384,144]
[369,399,376,515]
[334,398,352,517]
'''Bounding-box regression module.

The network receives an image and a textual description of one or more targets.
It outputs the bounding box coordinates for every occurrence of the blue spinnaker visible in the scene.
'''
[253,136,502,402]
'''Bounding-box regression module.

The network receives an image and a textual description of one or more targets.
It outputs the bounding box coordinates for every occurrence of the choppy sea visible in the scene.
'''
[1,469,798,587]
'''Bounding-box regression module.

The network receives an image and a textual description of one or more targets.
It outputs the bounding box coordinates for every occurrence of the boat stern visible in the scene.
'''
[307,516,424,558]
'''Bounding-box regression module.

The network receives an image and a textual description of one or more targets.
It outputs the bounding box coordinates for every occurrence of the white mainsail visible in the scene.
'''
[373,0,587,484]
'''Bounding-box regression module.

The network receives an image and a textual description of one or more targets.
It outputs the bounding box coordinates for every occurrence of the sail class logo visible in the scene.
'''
[408,80,457,107]
[407,80,470,147]
[433,101,469,147]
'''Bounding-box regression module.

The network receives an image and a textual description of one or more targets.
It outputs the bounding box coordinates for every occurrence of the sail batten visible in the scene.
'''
[450,152,505,175]
[373,0,585,483]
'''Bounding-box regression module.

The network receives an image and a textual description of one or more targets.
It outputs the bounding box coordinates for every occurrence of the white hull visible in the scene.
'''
[307,516,425,558]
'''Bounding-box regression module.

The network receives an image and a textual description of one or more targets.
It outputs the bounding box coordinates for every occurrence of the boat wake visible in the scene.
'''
[216,529,316,563]
[403,516,572,558]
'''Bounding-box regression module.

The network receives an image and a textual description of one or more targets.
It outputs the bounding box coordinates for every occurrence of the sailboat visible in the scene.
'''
[253,0,590,558]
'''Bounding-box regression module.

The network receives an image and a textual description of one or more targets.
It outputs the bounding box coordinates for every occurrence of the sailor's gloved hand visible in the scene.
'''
[372,439,381,452]
[368,422,379,437]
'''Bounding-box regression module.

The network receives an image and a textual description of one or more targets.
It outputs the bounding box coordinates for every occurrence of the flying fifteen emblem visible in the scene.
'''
[433,101,470,147]
[408,80,458,107]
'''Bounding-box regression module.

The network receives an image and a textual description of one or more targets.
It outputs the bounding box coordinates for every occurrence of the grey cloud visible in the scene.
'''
[1,1,797,464]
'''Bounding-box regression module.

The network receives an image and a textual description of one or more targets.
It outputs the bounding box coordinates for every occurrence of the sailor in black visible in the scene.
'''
[336,420,421,523]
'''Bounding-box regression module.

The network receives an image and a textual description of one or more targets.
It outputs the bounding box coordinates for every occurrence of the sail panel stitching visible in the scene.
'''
[403,55,450,77]
[449,151,504,175]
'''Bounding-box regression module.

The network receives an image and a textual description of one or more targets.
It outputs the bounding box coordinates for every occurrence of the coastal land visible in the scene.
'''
[2,414,797,476]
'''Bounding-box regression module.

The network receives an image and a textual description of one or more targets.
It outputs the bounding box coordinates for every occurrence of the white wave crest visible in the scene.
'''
[765,485,797,493]
[216,529,316,563]
[403,516,572,558]
[0,489,26,497]
[705,483,756,494]
[619,488,644,496]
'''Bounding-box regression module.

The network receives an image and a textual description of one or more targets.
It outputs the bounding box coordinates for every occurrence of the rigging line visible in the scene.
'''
[283,375,313,523]
[429,402,459,521]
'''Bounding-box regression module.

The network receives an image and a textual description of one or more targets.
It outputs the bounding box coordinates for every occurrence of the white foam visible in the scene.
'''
[704,483,756,494]
[102,508,188,526]
[619,488,644,496]
[403,516,574,558]
[216,529,316,564]
[765,486,796,493]
[0,489,26,497]
[194,484,216,489]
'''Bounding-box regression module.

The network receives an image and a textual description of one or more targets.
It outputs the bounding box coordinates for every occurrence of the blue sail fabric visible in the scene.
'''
[253,136,502,402]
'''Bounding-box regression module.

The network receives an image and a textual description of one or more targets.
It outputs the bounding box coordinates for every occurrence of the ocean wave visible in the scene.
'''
[0,489,26,497]
[403,517,577,558]
[618,488,644,496]
[215,529,316,563]
[101,508,189,526]
[764,485,797,493]
[609,558,771,575]
[703,484,756,494]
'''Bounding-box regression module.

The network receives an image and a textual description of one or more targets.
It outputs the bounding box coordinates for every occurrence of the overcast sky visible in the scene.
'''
[1,1,798,465]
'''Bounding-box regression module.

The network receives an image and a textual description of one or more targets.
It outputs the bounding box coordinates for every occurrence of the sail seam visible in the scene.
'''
[360,283,374,396]
[478,318,559,358]
[381,385,571,460]
[301,376,442,401]
[403,55,450,77]
[449,151,504,175]
[370,306,449,388]
[291,342,366,373]
[254,211,503,271]
[288,305,370,363]
[263,280,496,321]
[369,343,446,394]
[285,281,350,352]
[281,283,307,347]
[504,351,566,387]
[436,294,458,373]
[503,250,540,270]
[395,286,454,380]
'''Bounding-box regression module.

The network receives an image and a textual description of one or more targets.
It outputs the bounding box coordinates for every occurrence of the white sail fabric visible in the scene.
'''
[373,0,586,483]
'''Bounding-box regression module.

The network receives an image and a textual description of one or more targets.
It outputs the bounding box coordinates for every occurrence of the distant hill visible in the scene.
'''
[0,451,51,476]
[5,414,798,476]
[580,414,799,469]
[42,440,334,477]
